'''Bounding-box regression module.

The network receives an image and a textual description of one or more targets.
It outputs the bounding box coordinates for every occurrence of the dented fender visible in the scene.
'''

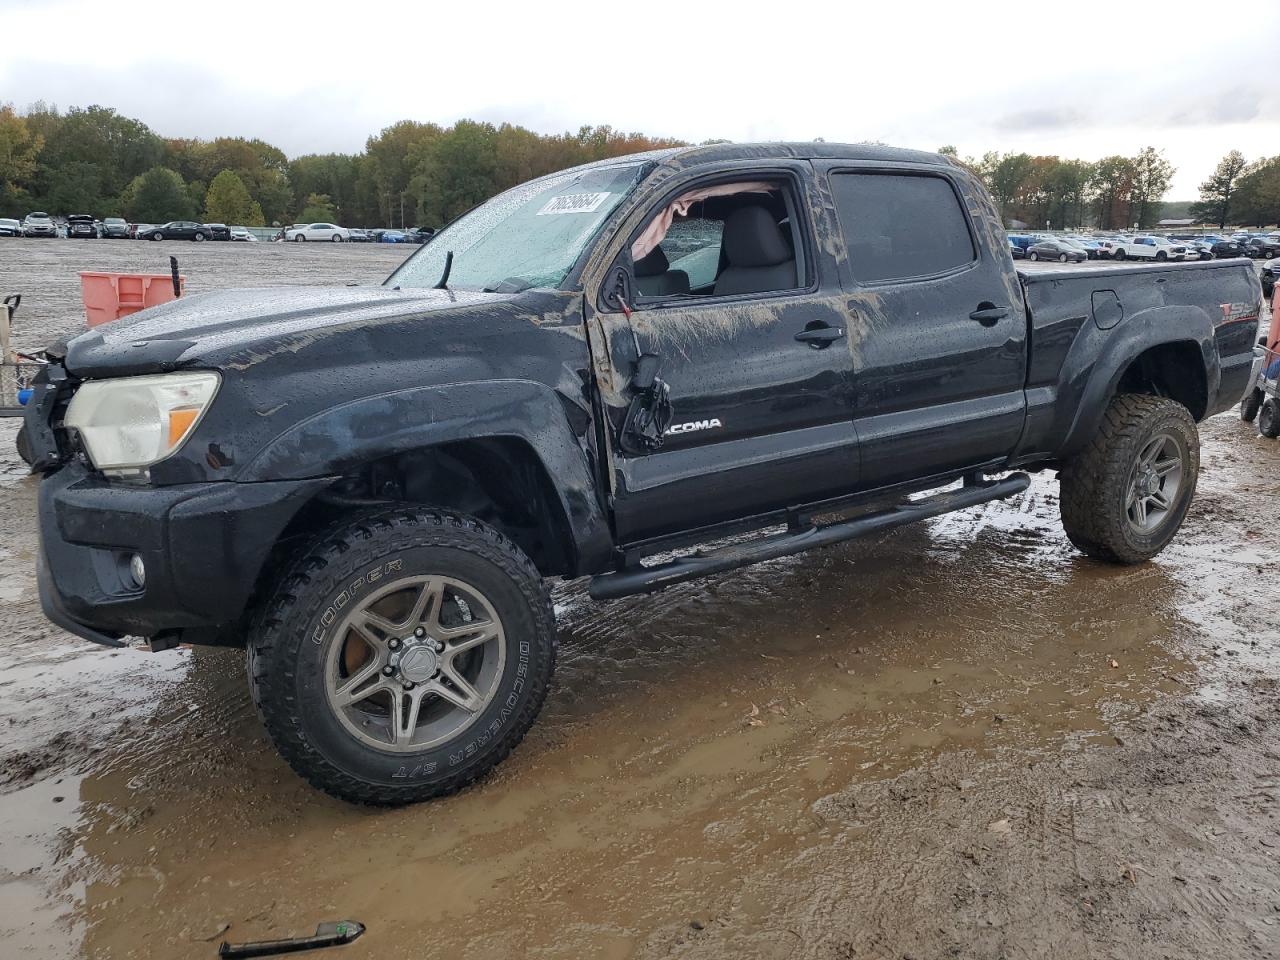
[238,378,614,574]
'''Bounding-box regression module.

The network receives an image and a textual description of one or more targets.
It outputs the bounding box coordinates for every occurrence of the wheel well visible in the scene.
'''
[1116,341,1207,420]
[272,438,575,579]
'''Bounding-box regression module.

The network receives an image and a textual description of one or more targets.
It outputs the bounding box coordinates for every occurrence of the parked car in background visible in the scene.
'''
[1007,234,1039,252]
[204,223,232,241]
[1261,260,1277,299]
[99,217,130,239]
[347,228,370,242]
[129,223,152,239]
[1205,237,1243,258]
[0,218,21,237]
[137,221,212,241]
[286,222,350,242]
[1173,239,1211,261]
[1065,237,1101,259]
[1093,237,1123,259]
[404,227,436,245]
[1026,238,1087,262]
[1243,237,1280,259]
[65,214,98,239]
[1008,238,1025,259]
[229,225,254,241]
[378,229,408,243]
[22,212,57,238]
[1111,236,1184,261]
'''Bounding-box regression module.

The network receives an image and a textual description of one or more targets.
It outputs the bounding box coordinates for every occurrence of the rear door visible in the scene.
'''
[817,163,1027,489]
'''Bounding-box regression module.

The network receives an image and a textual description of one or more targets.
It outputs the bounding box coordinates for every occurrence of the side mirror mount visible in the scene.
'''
[600,257,635,314]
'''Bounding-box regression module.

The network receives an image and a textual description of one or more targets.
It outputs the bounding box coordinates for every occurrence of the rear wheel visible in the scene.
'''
[248,508,556,805]
[331,234,343,242]
[193,232,205,242]
[1241,388,1263,423]
[1059,394,1199,564]
[1261,399,1280,439]
[150,233,163,241]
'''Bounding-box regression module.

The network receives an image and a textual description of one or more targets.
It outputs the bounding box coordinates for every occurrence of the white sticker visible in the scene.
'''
[536,192,611,216]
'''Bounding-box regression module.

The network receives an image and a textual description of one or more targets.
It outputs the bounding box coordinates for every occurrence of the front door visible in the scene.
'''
[587,167,858,544]
[818,163,1028,489]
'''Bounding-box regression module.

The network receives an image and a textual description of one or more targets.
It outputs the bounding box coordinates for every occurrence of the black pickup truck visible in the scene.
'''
[26,143,1262,804]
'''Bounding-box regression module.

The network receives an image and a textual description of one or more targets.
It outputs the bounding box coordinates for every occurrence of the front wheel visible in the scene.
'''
[248,508,556,805]
[1261,398,1280,439]
[1113,249,1125,261]
[1156,250,1167,261]
[1059,394,1199,564]
[294,234,305,242]
[1028,251,1039,261]
[1058,253,1068,262]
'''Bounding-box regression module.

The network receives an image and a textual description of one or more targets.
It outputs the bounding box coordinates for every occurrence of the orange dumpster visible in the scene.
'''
[79,272,185,328]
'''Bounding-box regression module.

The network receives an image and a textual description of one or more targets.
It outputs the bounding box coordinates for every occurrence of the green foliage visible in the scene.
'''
[1232,157,1280,227]
[1129,147,1175,229]
[0,104,42,217]
[299,193,337,222]
[205,169,264,225]
[1190,150,1247,228]
[123,166,194,222]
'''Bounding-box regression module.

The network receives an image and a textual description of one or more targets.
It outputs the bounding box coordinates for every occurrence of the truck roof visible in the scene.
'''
[544,141,951,184]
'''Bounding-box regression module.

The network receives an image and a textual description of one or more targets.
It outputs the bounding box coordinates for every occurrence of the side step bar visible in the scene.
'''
[589,472,1031,601]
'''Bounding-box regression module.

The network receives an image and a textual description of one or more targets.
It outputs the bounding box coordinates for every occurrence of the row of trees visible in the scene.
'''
[1190,151,1280,229]
[940,146,1179,230]
[0,103,682,228]
[2,101,1277,230]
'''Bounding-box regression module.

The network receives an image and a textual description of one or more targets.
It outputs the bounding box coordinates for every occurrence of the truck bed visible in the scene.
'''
[1014,257,1262,464]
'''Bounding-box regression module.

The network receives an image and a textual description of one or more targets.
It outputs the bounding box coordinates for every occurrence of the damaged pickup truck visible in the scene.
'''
[27,143,1262,804]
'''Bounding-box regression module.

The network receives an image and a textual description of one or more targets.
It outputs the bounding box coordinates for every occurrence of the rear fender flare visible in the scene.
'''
[1059,304,1217,459]
[239,379,613,574]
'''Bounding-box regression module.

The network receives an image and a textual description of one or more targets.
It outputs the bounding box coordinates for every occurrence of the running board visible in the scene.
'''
[589,473,1031,601]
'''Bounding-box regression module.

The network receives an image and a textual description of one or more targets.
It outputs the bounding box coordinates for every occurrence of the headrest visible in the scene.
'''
[722,206,791,268]
[634,247,670,277]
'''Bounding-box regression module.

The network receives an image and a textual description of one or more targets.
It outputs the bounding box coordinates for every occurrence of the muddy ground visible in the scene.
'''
[0,240,1278,960]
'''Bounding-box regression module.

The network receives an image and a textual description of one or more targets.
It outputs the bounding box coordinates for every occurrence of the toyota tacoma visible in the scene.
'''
[26,142,1263,804]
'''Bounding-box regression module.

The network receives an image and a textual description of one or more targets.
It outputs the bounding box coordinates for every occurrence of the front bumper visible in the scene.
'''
[37,462,330,646]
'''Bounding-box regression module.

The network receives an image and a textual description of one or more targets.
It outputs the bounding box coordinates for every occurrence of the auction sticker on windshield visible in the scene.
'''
[537,192,611,215]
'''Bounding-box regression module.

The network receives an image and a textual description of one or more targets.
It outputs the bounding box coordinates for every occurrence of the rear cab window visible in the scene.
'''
[827,171,977,284]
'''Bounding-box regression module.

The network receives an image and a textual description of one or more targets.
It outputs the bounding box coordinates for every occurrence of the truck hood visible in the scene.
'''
[60,285,515,377]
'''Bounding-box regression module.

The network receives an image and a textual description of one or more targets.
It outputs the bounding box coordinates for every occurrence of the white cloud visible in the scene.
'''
[2,0,1277,196]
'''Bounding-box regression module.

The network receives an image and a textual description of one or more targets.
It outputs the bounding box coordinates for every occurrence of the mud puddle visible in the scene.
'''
[1,410,1279,958]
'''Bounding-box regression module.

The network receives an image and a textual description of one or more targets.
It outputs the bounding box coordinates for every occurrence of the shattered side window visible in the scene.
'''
[387,163,643,293]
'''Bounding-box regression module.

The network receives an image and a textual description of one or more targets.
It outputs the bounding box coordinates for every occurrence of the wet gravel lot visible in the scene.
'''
[1,239,1278,959]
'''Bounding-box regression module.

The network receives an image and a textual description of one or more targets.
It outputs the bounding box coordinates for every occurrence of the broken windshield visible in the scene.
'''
[386,162,644,293]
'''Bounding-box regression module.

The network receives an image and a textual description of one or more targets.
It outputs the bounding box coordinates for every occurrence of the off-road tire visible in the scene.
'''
[1059,393,1199,564]
[247,507,556,805]
[1241,388,1262,423]
[1113,249,1125,261]
[1260,398,1280,439]
[15,424,32,466]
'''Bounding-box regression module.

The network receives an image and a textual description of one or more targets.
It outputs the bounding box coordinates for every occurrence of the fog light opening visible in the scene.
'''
[129,553,146,589]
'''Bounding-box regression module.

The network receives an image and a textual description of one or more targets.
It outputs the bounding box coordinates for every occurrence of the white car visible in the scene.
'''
[1110,236,1186,262]
[285,222,350,242]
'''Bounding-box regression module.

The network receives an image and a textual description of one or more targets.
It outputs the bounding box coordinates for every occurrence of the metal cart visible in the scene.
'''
[0,295,47,419]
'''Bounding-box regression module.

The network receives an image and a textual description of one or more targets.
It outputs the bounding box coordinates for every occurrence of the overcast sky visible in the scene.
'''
[3,0,1277,198]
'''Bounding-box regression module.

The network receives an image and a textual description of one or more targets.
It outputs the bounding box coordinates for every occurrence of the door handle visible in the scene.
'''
[968,305,1010,326]
[795,324,845,348]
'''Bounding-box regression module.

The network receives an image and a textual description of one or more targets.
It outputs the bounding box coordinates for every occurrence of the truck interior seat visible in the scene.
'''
[634,247,690,297]
[713,205,797,296]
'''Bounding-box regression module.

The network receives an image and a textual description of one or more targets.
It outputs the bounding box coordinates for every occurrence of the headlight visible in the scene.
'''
[64,371,220,474]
